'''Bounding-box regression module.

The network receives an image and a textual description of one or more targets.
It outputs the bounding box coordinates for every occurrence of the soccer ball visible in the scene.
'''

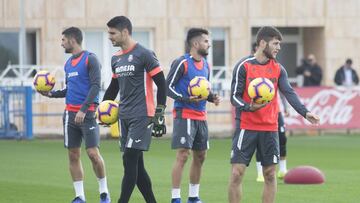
[97,100,119,125]
[33,70,56,92]
[247,77,275,104]
[188,76,211,98]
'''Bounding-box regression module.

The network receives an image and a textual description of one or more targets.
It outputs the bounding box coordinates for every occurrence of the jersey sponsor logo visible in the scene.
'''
[115,65,135,72]
[68,71,79,78]
[114,65,135,77]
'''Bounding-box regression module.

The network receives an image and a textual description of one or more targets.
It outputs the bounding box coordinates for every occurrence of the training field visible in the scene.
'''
[0,134,359,203]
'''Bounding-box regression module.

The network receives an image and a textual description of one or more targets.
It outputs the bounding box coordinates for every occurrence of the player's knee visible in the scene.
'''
[177,149,190,163]
[194,151,206,164]
[263,167,276,182]
[230,167,244,184]
[68,149,80,163]
[264,173,276,184]
[230,173,242,185]
[86,148,102,163]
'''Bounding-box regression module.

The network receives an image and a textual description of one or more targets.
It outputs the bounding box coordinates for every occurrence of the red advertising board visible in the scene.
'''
[284,86,360,129]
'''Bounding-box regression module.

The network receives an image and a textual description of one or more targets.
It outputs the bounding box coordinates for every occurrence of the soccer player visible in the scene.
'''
[167,28,221,203]
[251,43,290,182]
[102,16,167,203]
[38,27,110,203]
[256,93,289,182]
[228,26,320,203]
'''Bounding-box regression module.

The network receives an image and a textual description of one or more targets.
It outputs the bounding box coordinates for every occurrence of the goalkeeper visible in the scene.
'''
[103,16,167,203]
[166,28,221,203]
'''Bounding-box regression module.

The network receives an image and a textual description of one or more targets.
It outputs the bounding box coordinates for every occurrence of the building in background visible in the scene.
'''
[1,0,359,87]
[1,0,359,136]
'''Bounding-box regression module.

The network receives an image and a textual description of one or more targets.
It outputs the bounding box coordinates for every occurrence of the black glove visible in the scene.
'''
[151,105,166,137]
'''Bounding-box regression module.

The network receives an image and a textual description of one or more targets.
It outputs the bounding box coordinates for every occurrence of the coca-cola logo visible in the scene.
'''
[285,87,360,127]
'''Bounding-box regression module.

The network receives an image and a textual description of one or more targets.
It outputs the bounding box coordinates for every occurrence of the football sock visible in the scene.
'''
[98,177,109,194]
[73,180,85,201]
[118,148,156,203]
[279,160,287,172]
[188,183,199,198]
[256,162,263,175]
[136,152,156,203]
[171,188,181,199]
[118,148,141,203]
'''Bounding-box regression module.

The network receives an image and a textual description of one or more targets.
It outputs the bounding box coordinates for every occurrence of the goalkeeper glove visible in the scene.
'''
[151,105,166,137]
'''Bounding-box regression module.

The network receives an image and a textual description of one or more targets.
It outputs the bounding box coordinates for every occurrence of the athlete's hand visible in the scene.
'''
[37,91,52,97]
[305,112,320,125]
[212,94,221,106]
[95,111,111,127]
[189,95,207,103]
[97,121,111,127]
[151,105,166,137]
[75,110,86,125]
[249,100,268,112]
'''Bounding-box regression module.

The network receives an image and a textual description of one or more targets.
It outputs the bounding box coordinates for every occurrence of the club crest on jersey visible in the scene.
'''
[252,67,257,73]
[128,54,133,62]
[180,137,186,144]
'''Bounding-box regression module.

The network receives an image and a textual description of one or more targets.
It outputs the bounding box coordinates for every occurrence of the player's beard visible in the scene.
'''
[64,47,73,53]
[198,48,208,57]
[263,44,274,59]
[113,41,122,47]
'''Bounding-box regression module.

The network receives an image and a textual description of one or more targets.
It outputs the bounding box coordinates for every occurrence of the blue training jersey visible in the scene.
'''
[173,53,209,112]
[64,51,99,106]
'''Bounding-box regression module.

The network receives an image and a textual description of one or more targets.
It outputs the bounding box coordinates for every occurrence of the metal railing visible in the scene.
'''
[0,64,64,86]
[0,86,33,139]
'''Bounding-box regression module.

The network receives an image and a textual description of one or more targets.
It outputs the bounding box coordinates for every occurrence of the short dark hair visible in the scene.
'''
[107,16,132,35]
[255,26,283,45]
[186,28,209,48]
[346,58,352,65]
[62,27,83,45]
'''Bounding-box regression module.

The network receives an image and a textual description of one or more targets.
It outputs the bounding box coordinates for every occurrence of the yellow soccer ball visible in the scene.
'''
[33,70,56,92]
[188,76,211,98]
[247,77,275,104]
[97,100,119,125]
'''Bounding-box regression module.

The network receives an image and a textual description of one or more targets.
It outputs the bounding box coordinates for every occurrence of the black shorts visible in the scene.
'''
[256,112,287,161]
[63,110,100,149]
[231,126,279,166]
[119,117,153,151]
[171,118,209,151]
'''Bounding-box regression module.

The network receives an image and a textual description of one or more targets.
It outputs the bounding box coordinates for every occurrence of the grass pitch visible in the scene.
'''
[0,134,359,203]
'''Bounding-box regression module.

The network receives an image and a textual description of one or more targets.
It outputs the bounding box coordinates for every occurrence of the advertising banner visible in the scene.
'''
[285,86,360,129]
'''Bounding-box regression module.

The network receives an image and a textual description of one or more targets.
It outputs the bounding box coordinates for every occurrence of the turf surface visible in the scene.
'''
[0,135,359,202]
